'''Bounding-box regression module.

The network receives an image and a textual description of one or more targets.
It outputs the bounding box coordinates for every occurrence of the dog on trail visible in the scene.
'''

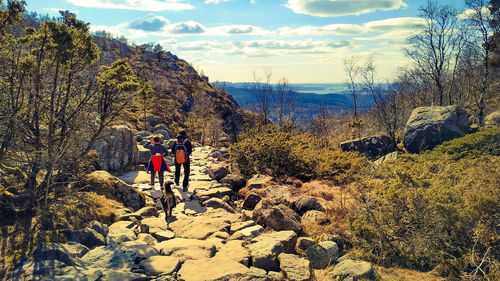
[160,181,176,222]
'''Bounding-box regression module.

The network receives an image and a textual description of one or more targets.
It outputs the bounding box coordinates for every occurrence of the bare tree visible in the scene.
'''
[275,77,296,126]
[464,0,499,125]
[343,56,361,120]
[251,68,274,125]
[404,0,463,106]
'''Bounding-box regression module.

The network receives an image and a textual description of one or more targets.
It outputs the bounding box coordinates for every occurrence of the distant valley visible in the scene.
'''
[213,82,381,121]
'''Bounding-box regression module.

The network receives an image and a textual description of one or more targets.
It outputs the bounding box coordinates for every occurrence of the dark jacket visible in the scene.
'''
[171,136,192,159]
[143,143,168,156]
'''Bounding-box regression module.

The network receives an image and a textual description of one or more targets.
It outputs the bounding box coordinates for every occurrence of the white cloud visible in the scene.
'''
[204,0,232,4]
[458,7,491,20]
[43,8,79,14]
[278,17,423,37]
[129,14,169,32]
[165,39,353,57]
[285,0,407,17]
[66,0,193,11]
[169,21,206,34]
[207,25,274,36]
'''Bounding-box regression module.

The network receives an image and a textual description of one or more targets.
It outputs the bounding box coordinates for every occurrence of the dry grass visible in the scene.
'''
[375,266,445,281]
[48,191,121,230]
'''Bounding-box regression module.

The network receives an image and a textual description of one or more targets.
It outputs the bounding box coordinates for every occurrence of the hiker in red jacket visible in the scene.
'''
[143,136,170,187]
[171,131,192,191]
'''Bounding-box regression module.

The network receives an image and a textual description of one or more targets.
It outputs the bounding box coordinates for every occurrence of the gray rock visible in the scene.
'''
[33,243,77,266]
[221,175,246,191]
[278,253,311,281]
[80,170,146,211]
[155,238,216,262]
[196,187,233,199]
[230,220,256,234]
[329,259,376,280]
[107,221,137,244]
[61,228,105,249]
[152,124,172,138]
[154,129,172,140]
[295,237,315,256]
[203,198,235,213]
[88,221,109,238]
[214,240,251,266]
[139,256,181,276]
[242,193,262,210]
[135,206,159,218]
[207,165,230,181]
[137,145,152,165]
[100,270,149,281]
[485,110,500,128]
[403,105,470,153]
[253,200,302,233]
[340,135,395,160]
[137,233,157,246]
[245,174,273,189]
[249,231,297,272]
[294,195,325,215]
[62,242,90,258]
[81,241,158,269]
[263,185,295,207]
[91,125,138,172]
[305,241,339,269]
[373,151,398,167]
[177,258,268,281]
[267,271,284,281]
[229,225,264,240]
[152,230,175,242]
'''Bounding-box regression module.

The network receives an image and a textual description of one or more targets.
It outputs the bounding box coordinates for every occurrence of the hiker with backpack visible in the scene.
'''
[171,130,192,192]
[144,136,171,187]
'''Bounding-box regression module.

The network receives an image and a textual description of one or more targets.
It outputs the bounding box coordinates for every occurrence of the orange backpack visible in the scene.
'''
[175,139,188,164]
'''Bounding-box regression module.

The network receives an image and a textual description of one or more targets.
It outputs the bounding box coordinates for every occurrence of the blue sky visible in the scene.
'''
[26,0,463,83]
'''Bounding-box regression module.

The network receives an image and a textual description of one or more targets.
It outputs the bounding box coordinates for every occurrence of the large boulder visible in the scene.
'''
[249,231,297,271]
[137,145,152,165]
[92,125,137,172]
[152,124,172,139]
[329,259,377,280]
[60,228,105,249]
[207,165,230,181]
[278,253,311,281]
[253,200,302,233]
[221,174,246,191]
[306,241,339,269]
[246,174,274,190]
[485,110,500,128]
[139,255,181,276]
[33,243,79,266]
[242,193,262,210]
[403,106,470,153]
[340,135,395,160]
[294,195,325,215]
[79,170,145,211]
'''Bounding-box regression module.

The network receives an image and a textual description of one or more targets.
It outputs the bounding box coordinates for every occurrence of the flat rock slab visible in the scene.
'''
[139,255,181,276]
[81,241,157,269]
[118,171,150,185]
[177,258,268,281]
[231,220,256,234]
[214,240,251,266]
[169,216,230,240]
[100,270,148,281]
[141,217,168,234]
[155,238,216,262]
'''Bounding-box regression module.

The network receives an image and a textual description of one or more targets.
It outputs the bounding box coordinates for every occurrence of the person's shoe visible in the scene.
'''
[149,182,154,186]
[182,186,188,192]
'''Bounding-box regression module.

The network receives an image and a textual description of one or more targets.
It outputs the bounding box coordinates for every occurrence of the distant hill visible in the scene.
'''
[213,82,381,121]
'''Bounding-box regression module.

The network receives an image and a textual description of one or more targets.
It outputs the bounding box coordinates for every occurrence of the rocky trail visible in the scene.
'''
[10,146,377,281]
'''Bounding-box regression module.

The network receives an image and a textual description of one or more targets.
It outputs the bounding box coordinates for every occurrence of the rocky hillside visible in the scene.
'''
[93,34,245,139]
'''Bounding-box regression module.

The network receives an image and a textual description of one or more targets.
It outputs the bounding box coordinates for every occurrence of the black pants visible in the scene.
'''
[174,160,190,188]
[151,170,164,186]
